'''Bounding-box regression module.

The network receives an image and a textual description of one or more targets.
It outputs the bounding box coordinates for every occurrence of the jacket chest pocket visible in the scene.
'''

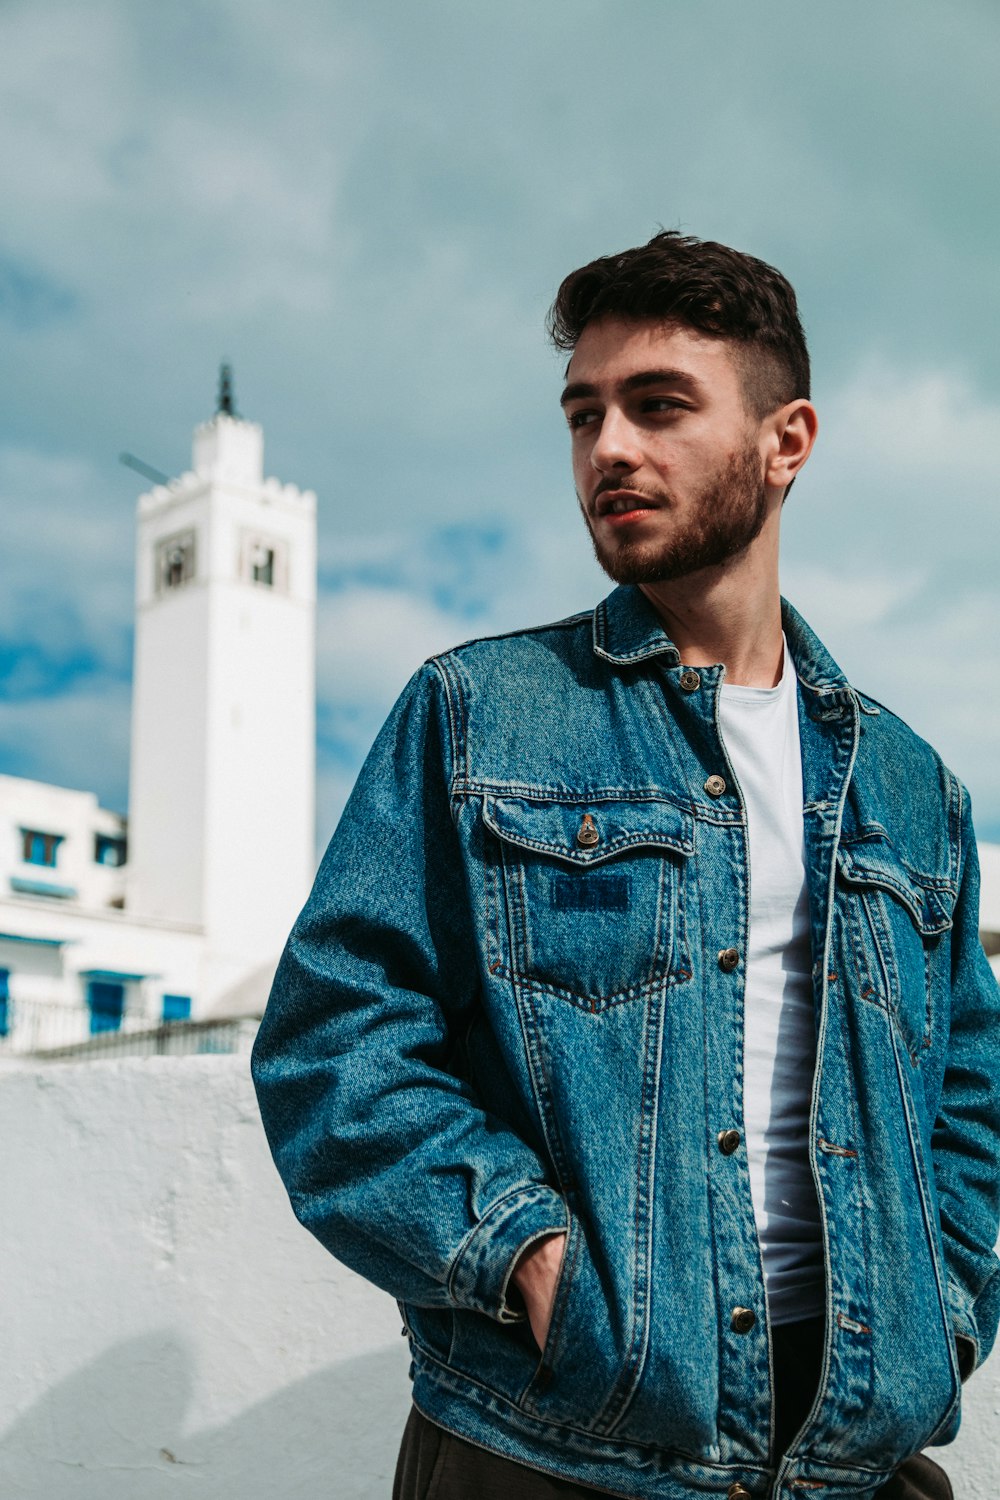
[482,794,694,1011]
[836,836,955,1061]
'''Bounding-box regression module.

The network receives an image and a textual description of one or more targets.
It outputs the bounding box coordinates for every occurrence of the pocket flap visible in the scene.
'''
[483,795,695,867]
[837,837,955,936]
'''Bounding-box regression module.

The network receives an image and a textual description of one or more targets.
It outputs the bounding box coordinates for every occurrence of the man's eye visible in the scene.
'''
[567,410,598,430]
[642,398,685,414]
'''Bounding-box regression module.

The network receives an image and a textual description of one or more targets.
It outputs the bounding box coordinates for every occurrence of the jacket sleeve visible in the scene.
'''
[932,785,1000,1374]
[251,661,567,1322]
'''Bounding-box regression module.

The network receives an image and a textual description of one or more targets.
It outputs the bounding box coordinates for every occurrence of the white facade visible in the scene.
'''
[0,389,317,1056]
[1,774,127,911]
[0,773,203,1052]
[127,409,316,1002]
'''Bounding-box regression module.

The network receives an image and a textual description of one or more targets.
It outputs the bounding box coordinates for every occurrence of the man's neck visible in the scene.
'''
[638,553,784,689]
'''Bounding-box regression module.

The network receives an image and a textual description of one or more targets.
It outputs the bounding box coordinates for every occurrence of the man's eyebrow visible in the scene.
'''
[559,381,596,407]
[559,369,704,406]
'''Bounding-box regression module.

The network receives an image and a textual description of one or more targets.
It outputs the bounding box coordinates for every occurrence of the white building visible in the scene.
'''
[0,377,316,1056]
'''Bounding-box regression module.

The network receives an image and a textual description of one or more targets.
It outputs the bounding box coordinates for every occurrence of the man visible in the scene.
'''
[252,233,1000,1499]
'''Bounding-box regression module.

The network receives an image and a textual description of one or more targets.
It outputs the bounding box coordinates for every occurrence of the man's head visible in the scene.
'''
[549,229,810,422]
[550,231,816,588]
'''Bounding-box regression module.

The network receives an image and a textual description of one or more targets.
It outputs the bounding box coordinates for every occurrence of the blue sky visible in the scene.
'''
[1,0,998,844]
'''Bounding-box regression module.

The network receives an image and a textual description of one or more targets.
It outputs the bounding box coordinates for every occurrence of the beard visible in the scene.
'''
[581,437,768,585]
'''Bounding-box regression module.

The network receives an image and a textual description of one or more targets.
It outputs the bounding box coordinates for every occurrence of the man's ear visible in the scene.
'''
[763,399,818,494]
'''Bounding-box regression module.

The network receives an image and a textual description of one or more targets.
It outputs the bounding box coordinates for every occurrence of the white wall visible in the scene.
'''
[0,1057,410,1499]
[0,1056,996,1498]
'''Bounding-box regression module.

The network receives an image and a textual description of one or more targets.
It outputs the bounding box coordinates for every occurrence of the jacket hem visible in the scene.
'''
[410,1348,898,1500]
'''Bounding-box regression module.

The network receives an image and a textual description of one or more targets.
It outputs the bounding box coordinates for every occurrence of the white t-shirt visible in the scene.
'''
[718,638,824,1325]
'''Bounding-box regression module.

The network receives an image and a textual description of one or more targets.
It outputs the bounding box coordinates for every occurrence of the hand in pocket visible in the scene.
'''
[513,1232,568,1350]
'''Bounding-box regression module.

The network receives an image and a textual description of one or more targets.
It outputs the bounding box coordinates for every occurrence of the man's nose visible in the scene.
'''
[591,409,641,473]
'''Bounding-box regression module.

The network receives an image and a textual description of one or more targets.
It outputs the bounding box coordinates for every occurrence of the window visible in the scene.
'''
[155,530,196,594]
[250,543,275,587]
[88,979,125,1034]
[94,833,127,867]
[0,969,9,1038]
[162,994,191,1024]
[241,531,286,591]
[21,829,63,867]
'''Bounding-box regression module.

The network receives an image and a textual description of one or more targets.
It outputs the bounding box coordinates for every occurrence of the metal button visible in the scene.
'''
[576,814,600,848]
[704,774,727,798]
[728,1486,752,1500]
[731,1306,756,1334]
[679,669,701,692]
[718,1129,741,1156]
[718,947,740,973]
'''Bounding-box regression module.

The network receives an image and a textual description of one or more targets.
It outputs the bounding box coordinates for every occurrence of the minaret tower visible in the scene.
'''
[126,369,316,1007]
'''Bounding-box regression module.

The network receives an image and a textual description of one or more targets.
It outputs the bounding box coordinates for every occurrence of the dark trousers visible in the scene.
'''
[394,1319,953,1500]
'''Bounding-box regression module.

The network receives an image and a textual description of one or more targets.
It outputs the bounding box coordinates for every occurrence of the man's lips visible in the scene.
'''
[594,488,661,518]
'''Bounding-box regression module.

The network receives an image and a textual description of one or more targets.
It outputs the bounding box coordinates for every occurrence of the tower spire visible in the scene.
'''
[217,362,238,417]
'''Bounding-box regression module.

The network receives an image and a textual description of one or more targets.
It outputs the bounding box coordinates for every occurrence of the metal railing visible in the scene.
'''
[0,998,258,1061]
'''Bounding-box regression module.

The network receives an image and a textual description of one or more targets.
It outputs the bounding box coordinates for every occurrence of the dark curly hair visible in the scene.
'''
[548,230,810,419]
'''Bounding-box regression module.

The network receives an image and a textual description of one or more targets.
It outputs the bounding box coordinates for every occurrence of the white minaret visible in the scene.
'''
[126,369,316,1008]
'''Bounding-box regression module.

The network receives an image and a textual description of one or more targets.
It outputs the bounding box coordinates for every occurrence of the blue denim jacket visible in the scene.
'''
[253,586,1000,1500]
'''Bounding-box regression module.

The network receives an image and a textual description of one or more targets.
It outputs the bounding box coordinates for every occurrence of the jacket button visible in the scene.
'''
[704,775,727,798]
[576,814,600,848]
[679,669,701,692]
[731,1307,756,1334]
[718,947,740,972]
[718,1129,741,1156]
[728,1486,752,1500]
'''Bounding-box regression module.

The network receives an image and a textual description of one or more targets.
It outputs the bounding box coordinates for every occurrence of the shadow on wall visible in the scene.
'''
[0,1333,411,1500]
[2,1324,997,1498]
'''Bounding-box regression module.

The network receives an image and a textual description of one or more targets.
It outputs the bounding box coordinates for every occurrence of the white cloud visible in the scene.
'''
[781,355,1000,832]
[0,679,132,813]
[0,445,134,679]
[819,359,1000,499]
[316,585,470,705]
[782,563,926,635]
[315,525,603,725]
[782,565,1000,833]
[0,4,128,215]
[0,1,365,343]
[785,358,1000,587]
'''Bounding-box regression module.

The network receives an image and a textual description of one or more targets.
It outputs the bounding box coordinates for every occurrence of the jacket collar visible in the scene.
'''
[592,584,852,698]
[592,585,682,666]
[779,597,851,697]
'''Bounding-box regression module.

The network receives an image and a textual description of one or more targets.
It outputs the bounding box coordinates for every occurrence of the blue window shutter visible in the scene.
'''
[21,830,64,867]
[0,969,9,1037]
[88,980,124,1034]
[162,994,192,1023]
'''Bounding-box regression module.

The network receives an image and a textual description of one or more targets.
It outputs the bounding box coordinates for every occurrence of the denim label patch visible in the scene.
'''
[550,872,630,912]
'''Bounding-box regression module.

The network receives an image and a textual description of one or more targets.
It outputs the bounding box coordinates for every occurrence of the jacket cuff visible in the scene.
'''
[448,1185,568,1322]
